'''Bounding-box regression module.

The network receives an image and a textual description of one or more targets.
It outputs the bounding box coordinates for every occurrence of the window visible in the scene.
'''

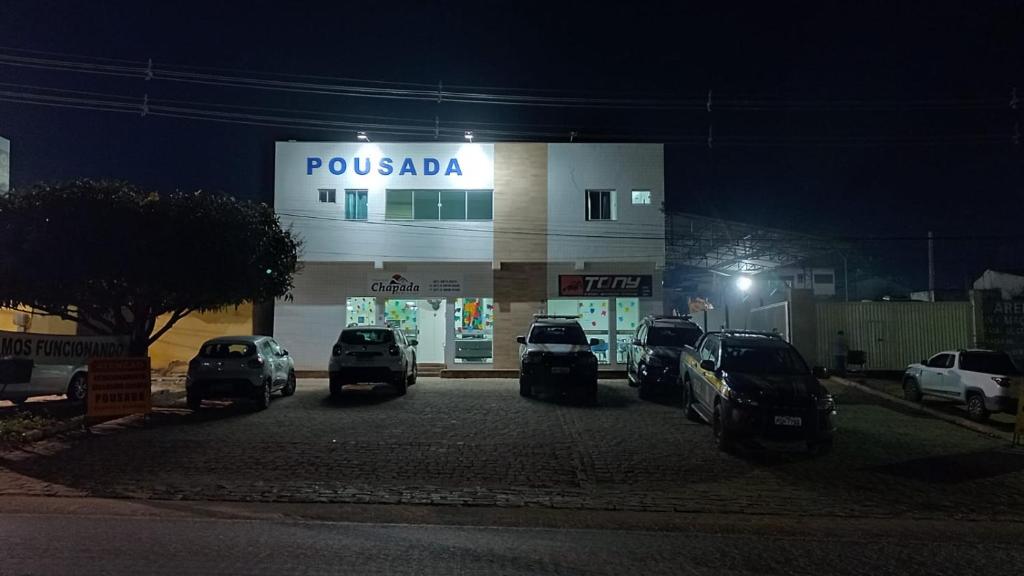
[959,351,1019,374]
[385,190,493,220]
[814,274,835,284]
[385,190,413,219]
[529,325,588,345]
[721,343,810,374]
[466,190,493,220]
[927,353,954,368]
[200,342,255,358]
[413,190,440,220]
[440,190,466,220]
[647,327,702,347]
[318,188,336,203]
[345,189,368,220]
[631,190,651,205]
[796,274,805,285]
[339,329,393,345]
[586,189,616,220]
[779,275,794,286]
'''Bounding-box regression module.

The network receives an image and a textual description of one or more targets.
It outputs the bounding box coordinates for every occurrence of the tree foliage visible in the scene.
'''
[0,179,300,354]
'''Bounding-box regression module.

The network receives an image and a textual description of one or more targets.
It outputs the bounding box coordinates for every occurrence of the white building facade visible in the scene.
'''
[273,142,664,370]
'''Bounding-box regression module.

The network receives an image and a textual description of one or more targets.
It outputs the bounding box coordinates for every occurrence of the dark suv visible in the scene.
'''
[680,331,836,454]
[626,315,703,400]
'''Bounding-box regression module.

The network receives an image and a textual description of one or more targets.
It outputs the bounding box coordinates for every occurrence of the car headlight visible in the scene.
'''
[816,394,836,411]
[723,386,759,406]
[523,351,544,364]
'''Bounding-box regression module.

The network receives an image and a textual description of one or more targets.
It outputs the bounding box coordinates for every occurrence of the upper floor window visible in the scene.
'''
[345,189,368,220]
[814,273,835,284]
[631,190,651,205]
[318,188,336,203]
[385,189,492,220]
[586,189,617,221]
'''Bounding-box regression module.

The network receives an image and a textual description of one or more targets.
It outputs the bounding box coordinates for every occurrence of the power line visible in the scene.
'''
[0,49,1012,112]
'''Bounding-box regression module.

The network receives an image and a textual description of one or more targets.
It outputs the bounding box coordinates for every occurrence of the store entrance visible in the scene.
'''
[384,299,446,364]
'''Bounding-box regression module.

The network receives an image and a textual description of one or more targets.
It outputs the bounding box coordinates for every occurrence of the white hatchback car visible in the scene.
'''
[328,326,418,398]
[902,349,1021,421]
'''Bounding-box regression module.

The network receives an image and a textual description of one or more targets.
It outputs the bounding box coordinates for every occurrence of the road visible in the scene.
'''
[2,378,1024,519]
[2,499,1023,576]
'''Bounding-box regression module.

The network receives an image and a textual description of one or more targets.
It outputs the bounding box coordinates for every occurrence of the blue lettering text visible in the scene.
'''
[423,157,440,176]
[378,157,394,175]
[328,157,347,175]
[399,157,417,176]
[445,158,463,176]
[353,157,370,175]
[306,157,322,175]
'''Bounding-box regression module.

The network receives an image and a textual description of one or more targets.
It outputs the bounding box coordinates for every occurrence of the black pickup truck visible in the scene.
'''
[679,331,836,454]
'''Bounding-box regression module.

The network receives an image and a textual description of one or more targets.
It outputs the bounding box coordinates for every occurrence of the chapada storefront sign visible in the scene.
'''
[368,273,464,296]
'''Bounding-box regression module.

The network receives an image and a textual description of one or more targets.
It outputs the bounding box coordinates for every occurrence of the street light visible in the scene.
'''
[464,130,474,142]
[357,131,369,142]
[736,276,753,292]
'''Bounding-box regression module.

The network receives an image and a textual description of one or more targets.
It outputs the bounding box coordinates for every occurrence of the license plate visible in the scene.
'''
[550,366,570,374]
[773,415,802,427]
[342,384,375,392]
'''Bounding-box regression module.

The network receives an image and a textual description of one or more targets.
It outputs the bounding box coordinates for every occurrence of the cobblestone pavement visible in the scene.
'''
[2,378,1023,519]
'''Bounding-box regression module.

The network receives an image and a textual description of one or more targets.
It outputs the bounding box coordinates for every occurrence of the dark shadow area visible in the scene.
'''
[527,383,632,409]
[871,448,1024,484]
[0,398,84,420]
[321,384,404,407]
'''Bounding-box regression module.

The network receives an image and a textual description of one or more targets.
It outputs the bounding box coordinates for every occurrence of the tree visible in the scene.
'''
[0,179,300,355]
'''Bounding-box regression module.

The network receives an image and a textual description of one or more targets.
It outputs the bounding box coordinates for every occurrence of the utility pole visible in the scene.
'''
[927,231,935,301]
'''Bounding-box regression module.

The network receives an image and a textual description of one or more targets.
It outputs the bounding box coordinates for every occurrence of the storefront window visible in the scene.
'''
[466,190,493,220]
[616,298,639,363]
[440,190,466,220]
[385,190,413,219]
[454,298,493,363]
[413,190,440,220]
[345,297,376,327]
[548,299,610,364]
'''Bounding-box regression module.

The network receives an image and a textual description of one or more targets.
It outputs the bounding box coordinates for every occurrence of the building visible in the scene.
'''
[0,135,9,195]
[272,142,665,371]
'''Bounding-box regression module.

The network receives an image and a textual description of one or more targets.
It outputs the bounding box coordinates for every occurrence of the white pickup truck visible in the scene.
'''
[902,349,1021,421]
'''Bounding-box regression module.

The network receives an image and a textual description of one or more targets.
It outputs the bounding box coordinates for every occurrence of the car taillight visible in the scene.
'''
[332,344,343,356]
[247,356,265,369]
[992,376,1011,387]
[388,345,400,356]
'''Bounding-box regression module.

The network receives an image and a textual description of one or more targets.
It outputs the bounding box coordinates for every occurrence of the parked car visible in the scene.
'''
[186,335,296,411]
[626,315,703,400]
[902,349,1021,421]
[0,357,88,405]
[517,315,599,403]
[680,331,836,454]
[329,326,417,398]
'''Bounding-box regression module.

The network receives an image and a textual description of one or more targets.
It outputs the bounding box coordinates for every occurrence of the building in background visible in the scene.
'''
[0,135,9,194]
[273,142,665,370]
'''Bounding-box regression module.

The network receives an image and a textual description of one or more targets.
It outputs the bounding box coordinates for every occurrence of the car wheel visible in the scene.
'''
[637,370,652,400]
[519,375,532,398]
[281,372,297,397]
[10,397,28,406]
[187,391,202,411]
[682,377,700,422]
[393,373,408,396]
[407,362,417,386]
[329,380,343,400]
[902,378,922,402]
[66,373,88,404]
[713,401,734,453]
[253,379,271,411]
[966,392,989,422]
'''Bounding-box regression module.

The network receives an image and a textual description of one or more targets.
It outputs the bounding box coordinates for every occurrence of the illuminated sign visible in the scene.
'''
[306,156,463,177]
[86,357,151,422]
[559,275,653,298]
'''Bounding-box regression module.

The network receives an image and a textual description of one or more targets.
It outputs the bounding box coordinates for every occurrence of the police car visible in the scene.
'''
[516,315,599,403]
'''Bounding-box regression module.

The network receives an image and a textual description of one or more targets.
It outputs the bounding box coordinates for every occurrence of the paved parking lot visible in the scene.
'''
[2,378,1023,519]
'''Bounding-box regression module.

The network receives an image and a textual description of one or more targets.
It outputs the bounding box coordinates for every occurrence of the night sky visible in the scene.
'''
[1,1,1022,290]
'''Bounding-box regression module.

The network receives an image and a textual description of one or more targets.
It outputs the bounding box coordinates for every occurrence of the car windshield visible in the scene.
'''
[959,352,1019,375]
[340,329,394,345]
[647,327,702,347]
[721,343,810,374]
[529,324,588,345]
[200,342,256,358]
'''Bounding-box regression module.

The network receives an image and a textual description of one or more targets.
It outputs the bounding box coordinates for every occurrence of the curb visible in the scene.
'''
[19,415,84,443]
[830,376,1014,442]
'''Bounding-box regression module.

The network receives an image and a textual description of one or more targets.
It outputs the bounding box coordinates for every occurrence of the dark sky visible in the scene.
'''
[1,1,1022,290]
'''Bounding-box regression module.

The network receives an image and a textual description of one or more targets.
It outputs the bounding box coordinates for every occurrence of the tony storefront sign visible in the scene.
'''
[559,275,653,298]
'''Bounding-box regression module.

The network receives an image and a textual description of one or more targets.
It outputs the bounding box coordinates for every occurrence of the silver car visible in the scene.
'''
[329,326,418,398]
[186,335,296,411]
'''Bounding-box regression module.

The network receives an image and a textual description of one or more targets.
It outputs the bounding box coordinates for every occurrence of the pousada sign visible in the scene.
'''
[306,156,463,177]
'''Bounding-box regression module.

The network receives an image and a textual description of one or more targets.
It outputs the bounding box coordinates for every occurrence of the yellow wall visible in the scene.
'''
[149,304,254,371]
[0,308,78,335]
